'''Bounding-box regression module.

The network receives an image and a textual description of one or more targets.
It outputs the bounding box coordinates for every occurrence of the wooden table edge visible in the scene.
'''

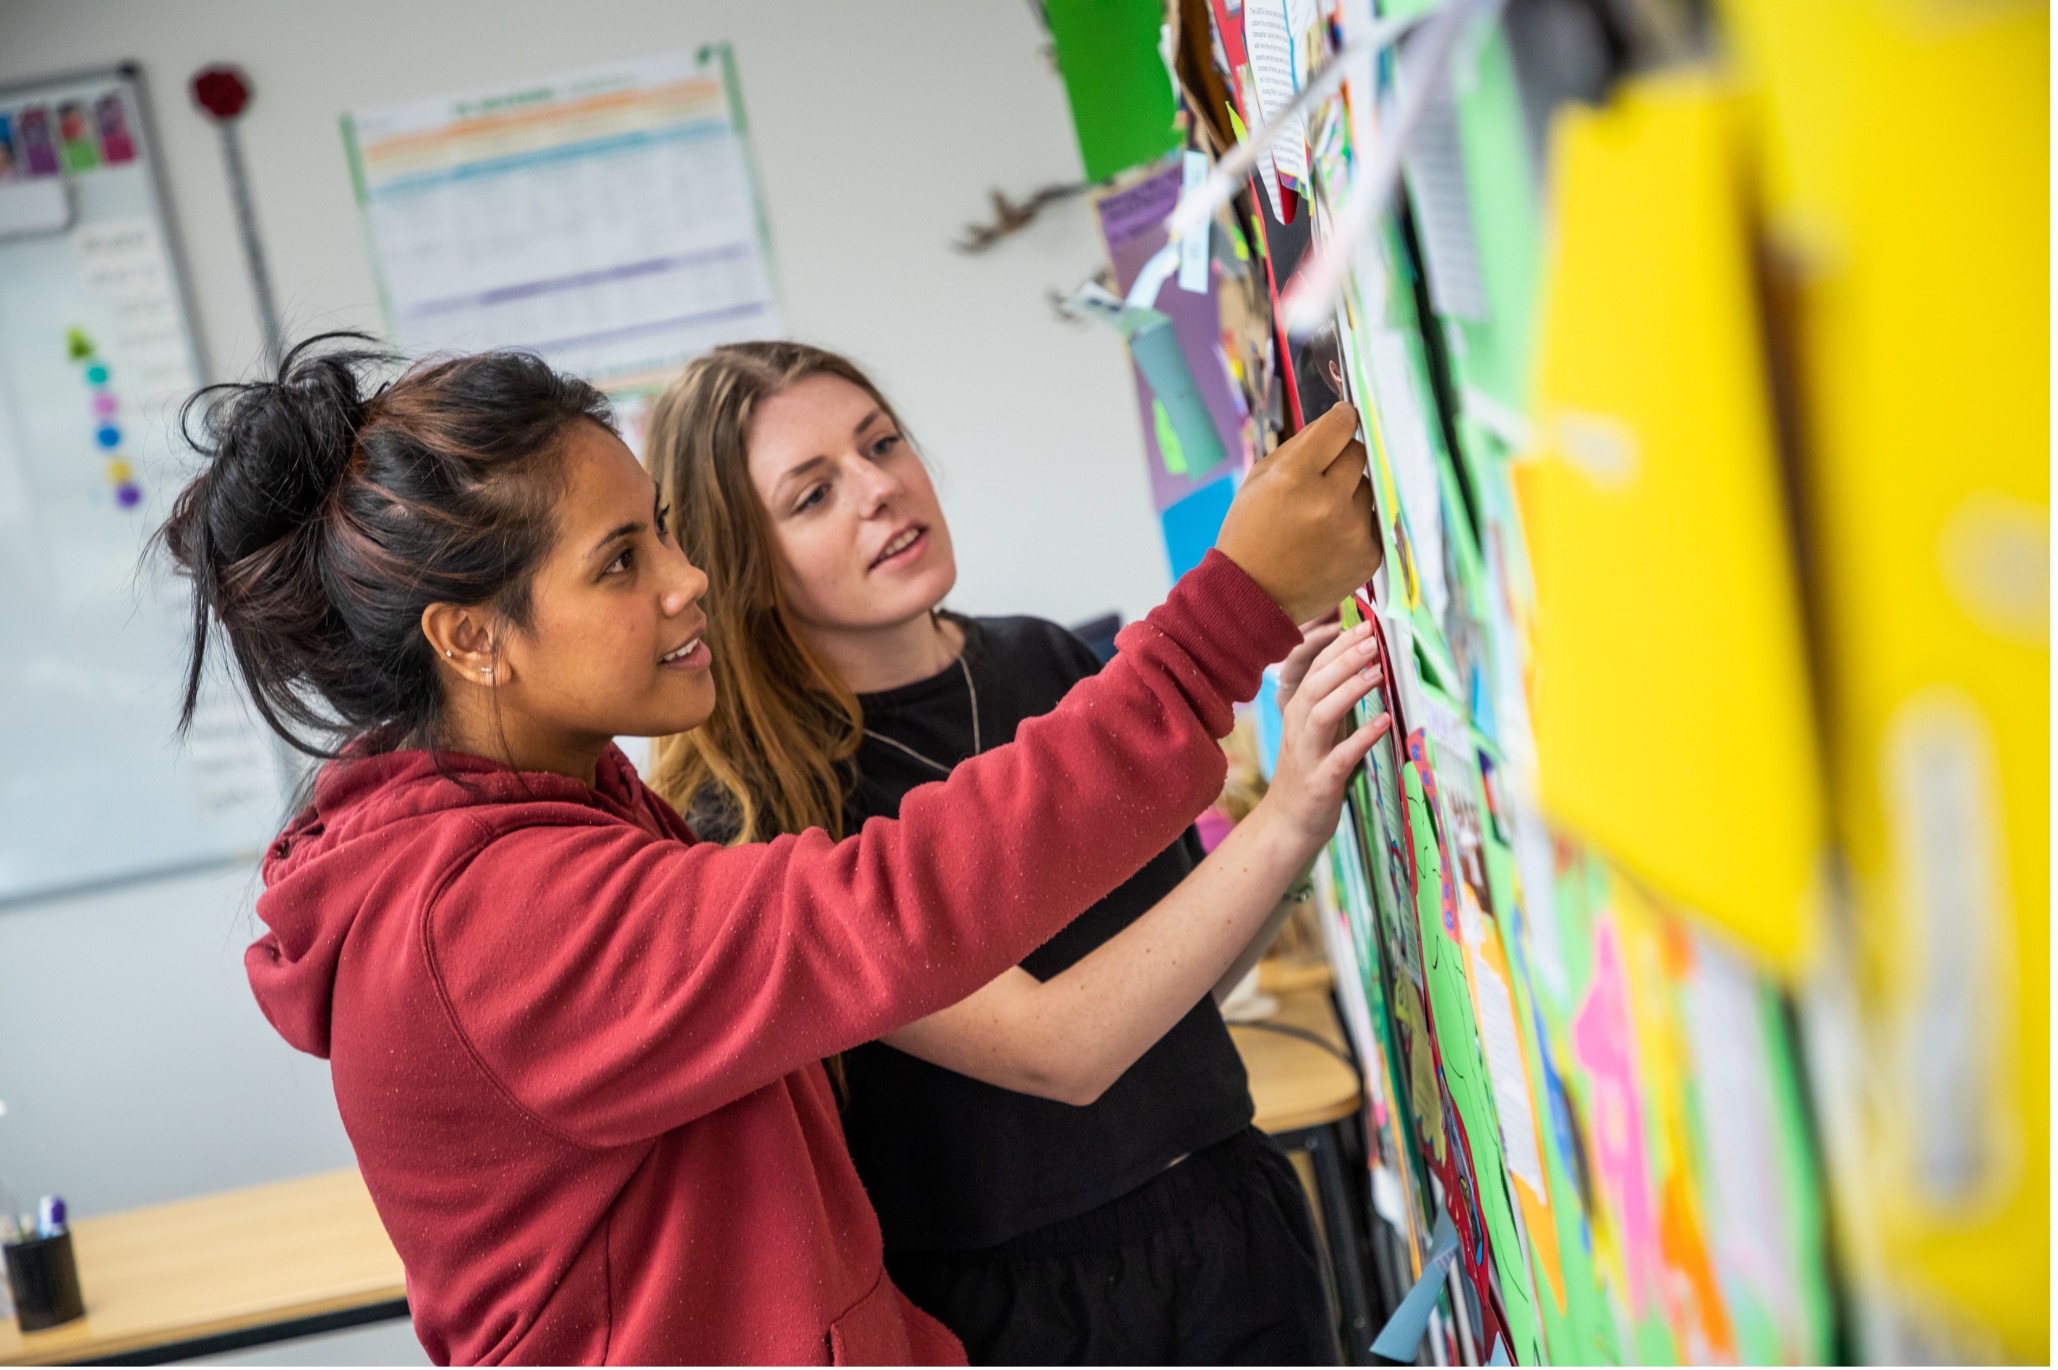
[4,1285,409,1367]
[0,1168,406,1367]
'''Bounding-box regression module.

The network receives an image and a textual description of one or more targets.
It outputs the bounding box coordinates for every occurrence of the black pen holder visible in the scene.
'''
[4,1231,85,1332]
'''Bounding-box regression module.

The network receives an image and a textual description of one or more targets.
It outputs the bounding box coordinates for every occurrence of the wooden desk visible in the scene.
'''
[1232,980,1360,1134]
[0,1169,406,1366]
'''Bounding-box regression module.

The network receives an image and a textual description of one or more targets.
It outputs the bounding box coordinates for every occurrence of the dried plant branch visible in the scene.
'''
[955,181,1092,253]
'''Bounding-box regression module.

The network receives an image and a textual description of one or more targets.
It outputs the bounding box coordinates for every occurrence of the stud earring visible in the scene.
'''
[444,649,453,658]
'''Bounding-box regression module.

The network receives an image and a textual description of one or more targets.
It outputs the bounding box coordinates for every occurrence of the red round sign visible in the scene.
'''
[191,65,250,122]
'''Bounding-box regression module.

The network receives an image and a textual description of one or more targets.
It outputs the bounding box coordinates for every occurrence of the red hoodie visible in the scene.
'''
[245,552,1297,1365]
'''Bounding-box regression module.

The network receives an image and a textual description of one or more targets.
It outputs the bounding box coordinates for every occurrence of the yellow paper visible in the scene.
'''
[1516,73,1826,973]
[1718,1,2048,1359]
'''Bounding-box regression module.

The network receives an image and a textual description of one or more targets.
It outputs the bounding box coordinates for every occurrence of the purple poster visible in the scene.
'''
[18,106,59,176]
[1093,165,1251,513]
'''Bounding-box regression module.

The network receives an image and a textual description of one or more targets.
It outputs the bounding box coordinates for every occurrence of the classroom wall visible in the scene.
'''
[0,2,1167,1361]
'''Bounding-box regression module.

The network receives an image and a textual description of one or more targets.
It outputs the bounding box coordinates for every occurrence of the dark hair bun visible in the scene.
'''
[160,333,613,757]
[183,335,388,565]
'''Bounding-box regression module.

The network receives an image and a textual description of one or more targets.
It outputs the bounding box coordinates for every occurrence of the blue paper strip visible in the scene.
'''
[1370,1211,1460,1363]
[1129,316,1229,477]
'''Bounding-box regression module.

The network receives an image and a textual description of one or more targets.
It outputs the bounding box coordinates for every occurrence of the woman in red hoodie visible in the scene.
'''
[160,335,1382,1365]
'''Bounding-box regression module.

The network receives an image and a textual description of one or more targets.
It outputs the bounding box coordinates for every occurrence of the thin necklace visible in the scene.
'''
[863,653,980,777]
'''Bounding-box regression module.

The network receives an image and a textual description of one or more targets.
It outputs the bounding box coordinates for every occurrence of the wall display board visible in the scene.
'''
[0,66,287,905]
[342,47,782,448]
[1052,0,1852,1363]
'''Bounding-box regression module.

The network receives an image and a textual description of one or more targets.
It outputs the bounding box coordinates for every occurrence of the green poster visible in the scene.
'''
[1402,747,1545,1365]
[1375,1,1542,427]
[1760,990,1837,1363]
[1476,740,1624,1365]
[1044,0,1181,182]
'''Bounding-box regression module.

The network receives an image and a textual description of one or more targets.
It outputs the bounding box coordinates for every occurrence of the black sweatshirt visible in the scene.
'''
[836,614,1254,1254]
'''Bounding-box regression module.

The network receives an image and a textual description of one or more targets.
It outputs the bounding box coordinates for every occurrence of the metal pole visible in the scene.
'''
[192,65,285,376]
[215,118,284,375]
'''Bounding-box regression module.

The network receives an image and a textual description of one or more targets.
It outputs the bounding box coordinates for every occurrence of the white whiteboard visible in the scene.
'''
[0,66,286,905]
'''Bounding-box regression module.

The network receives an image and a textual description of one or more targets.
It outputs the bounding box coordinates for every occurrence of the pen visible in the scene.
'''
[36,1196,65,1238]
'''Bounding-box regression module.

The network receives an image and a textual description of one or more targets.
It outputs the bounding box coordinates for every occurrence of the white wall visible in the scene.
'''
[0,2,1169,1361]
[0,0,1172,623]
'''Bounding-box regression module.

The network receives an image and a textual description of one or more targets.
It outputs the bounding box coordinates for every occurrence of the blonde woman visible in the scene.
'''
[645,342,1386,1364]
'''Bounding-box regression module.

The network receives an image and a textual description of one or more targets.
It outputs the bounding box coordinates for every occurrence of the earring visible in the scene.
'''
[444,649,453,658]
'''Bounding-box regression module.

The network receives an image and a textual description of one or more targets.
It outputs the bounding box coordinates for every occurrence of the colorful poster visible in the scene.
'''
[94,92,135,165]
[343,48,783,399]
[1092,163,1256,511]
[1059,8,1850,1361]
[18,106,59,176]
[56,100,97,172]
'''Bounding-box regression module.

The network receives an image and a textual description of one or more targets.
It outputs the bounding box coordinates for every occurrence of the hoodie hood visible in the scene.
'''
[247,743,660,1058]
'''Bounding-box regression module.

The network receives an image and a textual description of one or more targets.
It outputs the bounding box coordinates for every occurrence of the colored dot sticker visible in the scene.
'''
[92,393,118,417]
[106,459,133,483]
[85,364,109,385]
[96,425,120,449]
[116,482,142,509]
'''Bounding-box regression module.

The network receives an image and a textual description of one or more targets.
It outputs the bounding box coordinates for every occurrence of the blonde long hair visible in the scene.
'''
[642,342,910,843]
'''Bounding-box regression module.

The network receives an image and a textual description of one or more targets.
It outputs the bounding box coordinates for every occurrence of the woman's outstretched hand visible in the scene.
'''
[877,618,1394,1108]
[1273,611,1343,717]
[1254,618,1391,857]
[1214,405,1383,623]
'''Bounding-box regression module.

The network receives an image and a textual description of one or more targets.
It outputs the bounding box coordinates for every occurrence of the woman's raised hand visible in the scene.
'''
[1272,612,1343,717]
[1214,405,1383,623]
[1256,619,1391,855]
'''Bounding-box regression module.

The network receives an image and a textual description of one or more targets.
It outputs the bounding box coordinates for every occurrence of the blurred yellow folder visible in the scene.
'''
[1719,1,2048,1359]
[1515,73,1825,975]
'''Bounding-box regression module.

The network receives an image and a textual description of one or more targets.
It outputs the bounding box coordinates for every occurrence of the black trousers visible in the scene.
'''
[886,1127,1337,1366]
